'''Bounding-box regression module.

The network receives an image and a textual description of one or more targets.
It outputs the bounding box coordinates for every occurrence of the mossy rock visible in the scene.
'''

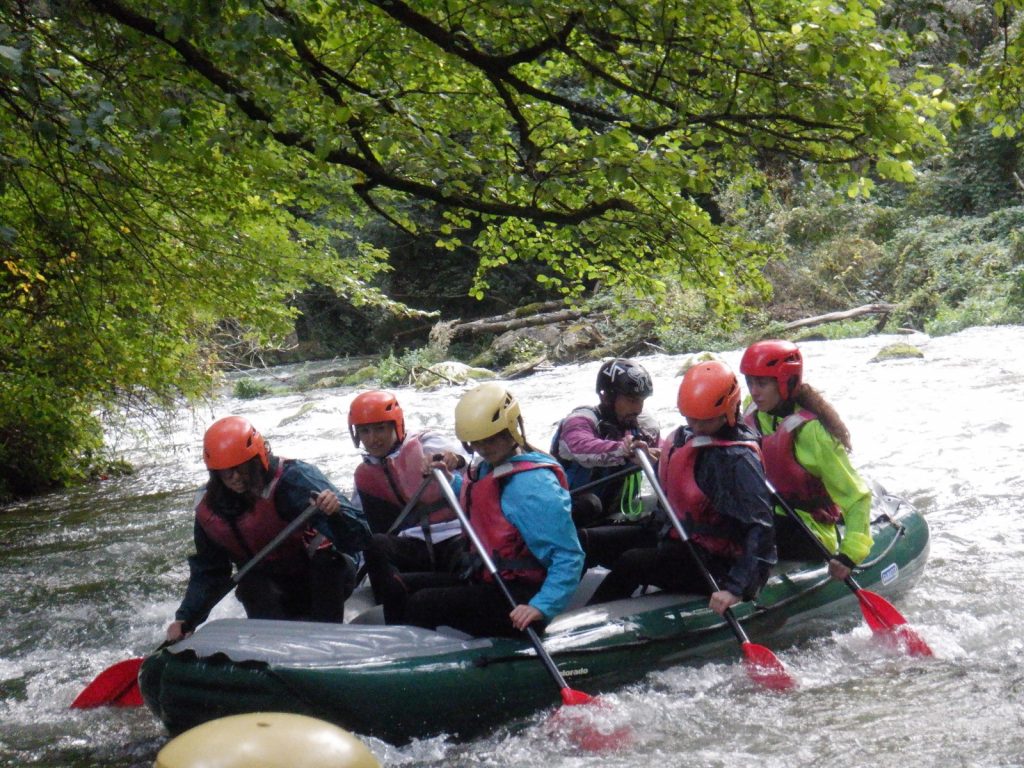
[309,376,346,390]
[411,361,495,390]
[676,351,725,376]
[870,342,924,362]
[278,402,317,427]
[342,366,379,386]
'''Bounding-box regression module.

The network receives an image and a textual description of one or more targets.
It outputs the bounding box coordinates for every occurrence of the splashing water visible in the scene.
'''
[3,327,1024,766]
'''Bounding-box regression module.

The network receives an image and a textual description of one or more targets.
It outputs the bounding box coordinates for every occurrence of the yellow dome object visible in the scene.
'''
[454,382,525,446]
[154,713,380,768]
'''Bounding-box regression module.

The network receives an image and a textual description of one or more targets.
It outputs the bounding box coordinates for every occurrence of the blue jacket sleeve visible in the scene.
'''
[501,465,584,619]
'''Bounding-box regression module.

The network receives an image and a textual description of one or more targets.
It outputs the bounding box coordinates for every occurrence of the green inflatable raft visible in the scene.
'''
[139,489,930,744]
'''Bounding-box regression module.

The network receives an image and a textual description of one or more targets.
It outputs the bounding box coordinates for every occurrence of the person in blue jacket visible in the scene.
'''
[392,383,585,638]
[165,416,371,643]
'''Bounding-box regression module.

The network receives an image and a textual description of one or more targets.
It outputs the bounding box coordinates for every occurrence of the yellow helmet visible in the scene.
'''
[454,382,525,447]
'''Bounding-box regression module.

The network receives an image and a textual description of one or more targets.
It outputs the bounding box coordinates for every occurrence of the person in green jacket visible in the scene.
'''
[739,340,872,581]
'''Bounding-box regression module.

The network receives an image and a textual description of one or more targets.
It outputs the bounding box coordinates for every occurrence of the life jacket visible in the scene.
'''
[743,406,842,524]
[461,457,568,586]
[353,433,454,535]
[659,429,762,559]
[195,460,306,569]
[551,405,651,505]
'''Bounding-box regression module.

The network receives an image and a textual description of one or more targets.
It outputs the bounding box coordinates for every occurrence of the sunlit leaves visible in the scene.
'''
[0,0,963,493]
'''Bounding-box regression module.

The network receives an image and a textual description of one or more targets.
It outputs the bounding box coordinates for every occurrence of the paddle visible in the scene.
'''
[71,500,321,709]
[766,482,933,657]
[430,467,629,750]
[634,450,796,691]
[353,474,434,587]
[568,465,640,497]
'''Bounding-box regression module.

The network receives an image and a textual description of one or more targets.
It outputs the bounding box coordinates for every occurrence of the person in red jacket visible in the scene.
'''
[588,361,776,615]
[347,390,468,619]
[165,416,370,643]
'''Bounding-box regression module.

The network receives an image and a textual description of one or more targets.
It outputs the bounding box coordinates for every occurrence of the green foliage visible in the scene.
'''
[233,379,277,400]
[793,319,881,341]
[0,0,1011,495]
[965,1,1024,134]
[376,346,448,388]
[906,124,1023,216]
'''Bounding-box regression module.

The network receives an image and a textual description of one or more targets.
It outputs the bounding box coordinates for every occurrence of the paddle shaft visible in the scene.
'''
[569,465,639,497]
[73,499,322,708]
[354,474,434,585]
[233,500,320,583]
[385,474,434,535]
[763,481,873,594]
[634,451,755,645]
[430,468,576,692]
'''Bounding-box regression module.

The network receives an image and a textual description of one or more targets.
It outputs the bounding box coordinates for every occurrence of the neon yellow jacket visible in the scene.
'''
[747,406,873,565]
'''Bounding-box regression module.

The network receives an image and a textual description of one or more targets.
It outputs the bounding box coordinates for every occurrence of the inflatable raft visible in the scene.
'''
[139,489,930,744]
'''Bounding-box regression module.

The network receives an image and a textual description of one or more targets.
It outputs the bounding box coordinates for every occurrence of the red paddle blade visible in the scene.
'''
[856,589,934,657]
[546,692,634,751]
[71,657,145,709]
[894,624,934,658]
[560,686,594,706]
[856,588,908,632]
[741,642,797,691]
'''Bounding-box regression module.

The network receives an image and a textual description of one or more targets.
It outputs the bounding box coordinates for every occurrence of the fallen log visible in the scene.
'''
[450,306,586,338]
[783,303,895,332]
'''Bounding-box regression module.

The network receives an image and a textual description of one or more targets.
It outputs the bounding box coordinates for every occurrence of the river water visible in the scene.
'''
[2,326,1024,767]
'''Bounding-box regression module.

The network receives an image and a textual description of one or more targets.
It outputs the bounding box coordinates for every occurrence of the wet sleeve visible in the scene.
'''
[555,414,629,468]
[277,461,371,554]
[174,520,234,630]
[797,422,873,564]
[502,470,585,619]
[697,448,777,600]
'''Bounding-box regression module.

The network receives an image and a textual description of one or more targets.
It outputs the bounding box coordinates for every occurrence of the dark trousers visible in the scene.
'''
[773,514,829,560]
[365,533,468,621]
[577,521,659,569]
[235,549,356,623]
[401,577,541,638]
[587,538,727,604]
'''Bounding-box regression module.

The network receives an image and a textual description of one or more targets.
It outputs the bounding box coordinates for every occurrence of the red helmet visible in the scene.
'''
[203,416,269,471]
[677,360,741,426]
[739,340,803,401]
[348,390,405,447]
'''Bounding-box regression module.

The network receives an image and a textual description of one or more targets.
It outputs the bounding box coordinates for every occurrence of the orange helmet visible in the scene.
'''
[203,416,269,471]
[739,339,803,401]
[348,390,405,447]
[677,360,741,426]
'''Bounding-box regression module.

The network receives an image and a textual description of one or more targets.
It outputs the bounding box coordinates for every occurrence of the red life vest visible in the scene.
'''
[461,458,568,586]
[353,433,455,534]
[195,460,306,569]
[743,407,842,524]
[659,430,762,559]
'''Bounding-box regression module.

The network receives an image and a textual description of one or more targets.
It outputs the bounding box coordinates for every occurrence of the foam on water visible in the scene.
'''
[4,326,1024,766]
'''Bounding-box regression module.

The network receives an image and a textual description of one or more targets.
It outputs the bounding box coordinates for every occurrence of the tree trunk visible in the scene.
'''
[450,306,586,338]
[783,303,895,331]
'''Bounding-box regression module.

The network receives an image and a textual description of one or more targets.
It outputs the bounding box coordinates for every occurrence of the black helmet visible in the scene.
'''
[596,358,653,398]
